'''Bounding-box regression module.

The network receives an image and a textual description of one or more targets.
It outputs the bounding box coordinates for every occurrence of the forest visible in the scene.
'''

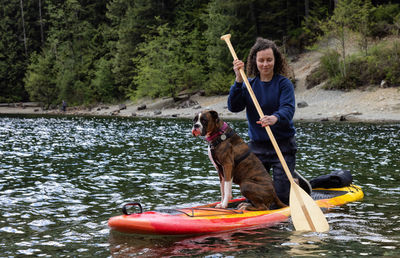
[1,0,399,108]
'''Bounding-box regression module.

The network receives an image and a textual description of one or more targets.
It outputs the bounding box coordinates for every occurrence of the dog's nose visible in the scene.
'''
[193,124,200,129]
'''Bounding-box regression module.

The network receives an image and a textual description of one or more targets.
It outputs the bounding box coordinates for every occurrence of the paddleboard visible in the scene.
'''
[108,184,363,235]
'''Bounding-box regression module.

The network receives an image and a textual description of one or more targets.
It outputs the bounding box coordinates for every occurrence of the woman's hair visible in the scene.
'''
[246,37,289,77]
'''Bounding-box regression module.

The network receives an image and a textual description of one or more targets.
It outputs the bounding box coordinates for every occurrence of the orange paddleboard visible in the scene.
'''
[108,185,363,235]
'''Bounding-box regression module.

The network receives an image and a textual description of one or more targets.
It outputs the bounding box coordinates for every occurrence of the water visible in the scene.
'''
[0,115,398,257]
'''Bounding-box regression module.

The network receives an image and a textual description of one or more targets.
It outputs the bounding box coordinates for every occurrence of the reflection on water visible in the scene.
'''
[109,225,292,257]
[0,115,399,256]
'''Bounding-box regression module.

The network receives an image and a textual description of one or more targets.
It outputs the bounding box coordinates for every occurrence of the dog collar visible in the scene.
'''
[205,122,228,142]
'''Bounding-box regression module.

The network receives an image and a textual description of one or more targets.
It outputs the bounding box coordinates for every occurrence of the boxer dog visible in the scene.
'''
[192,110,286,211]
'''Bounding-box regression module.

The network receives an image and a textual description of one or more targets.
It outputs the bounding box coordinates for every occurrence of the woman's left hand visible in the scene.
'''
[257,115,278,127]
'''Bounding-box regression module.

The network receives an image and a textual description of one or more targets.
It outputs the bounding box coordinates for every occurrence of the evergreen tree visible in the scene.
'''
[132,21,206,99]
[107,0,176,97]
[24,51,58,109]
[0,0,42,102]
[204,0,250,95]
[25,0,111,106]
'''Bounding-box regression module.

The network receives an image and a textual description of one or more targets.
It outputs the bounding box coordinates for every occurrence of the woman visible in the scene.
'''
[227,37,310,205]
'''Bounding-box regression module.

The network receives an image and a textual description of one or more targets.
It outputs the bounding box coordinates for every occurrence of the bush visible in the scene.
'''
[315,40,400,90]
[370,4,400,38]
[368,40,400,86]
[305,66,327,89]
[305,49,340,89]
[205,72,232,96]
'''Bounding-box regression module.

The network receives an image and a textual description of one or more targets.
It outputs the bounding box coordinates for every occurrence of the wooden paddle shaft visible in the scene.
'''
[220,34,295,184]
[221,34,316,231]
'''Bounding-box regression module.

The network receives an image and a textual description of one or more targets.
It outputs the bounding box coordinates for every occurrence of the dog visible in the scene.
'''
[192,110,286,211]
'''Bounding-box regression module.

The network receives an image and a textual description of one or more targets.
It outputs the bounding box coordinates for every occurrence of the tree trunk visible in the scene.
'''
[305,0,309,17]
[38,0,44,43]
[341,23,346,77]
[20,0,28,56]
[333,0,339,9]
[249,2,259,37]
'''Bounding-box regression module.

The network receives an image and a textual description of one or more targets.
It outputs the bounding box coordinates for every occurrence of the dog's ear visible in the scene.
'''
[193,112,199,122]
[209,110,219,122]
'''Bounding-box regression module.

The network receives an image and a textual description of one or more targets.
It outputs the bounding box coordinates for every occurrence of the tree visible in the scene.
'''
[24,51,58,109]
[203,0,254,95]
[0,0,37,102]
[107,0,176,97]
[132,22,206,99]
[301,0,331,48]
[42,0,112,105]
[322,0,359,77]
[355,0,374,56]
[20,0,28,56]
[91,57,116,103]
[38,0,44,43]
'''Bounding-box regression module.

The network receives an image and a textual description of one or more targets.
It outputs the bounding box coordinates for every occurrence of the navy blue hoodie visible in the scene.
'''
[227,74,296,142]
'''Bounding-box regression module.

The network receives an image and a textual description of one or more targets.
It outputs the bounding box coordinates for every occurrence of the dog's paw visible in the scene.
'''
[215,202,228,209]
[237,202,251,210]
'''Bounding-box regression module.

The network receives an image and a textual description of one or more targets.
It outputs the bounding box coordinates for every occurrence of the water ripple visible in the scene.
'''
[0,116,399,256]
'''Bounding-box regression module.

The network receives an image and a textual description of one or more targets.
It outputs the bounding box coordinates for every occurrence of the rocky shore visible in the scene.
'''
[1,86,399,122]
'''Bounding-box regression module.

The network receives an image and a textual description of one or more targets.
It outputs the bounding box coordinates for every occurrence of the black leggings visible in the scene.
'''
[249,137,297,205]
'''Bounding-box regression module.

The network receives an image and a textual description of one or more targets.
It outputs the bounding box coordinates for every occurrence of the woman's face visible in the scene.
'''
[256,48,275,81]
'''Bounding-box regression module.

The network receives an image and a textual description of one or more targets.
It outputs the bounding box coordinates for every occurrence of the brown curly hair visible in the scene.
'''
[246,37,290,78]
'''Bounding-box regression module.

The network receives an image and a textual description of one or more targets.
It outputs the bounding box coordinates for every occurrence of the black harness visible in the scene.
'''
[208,129,252,169]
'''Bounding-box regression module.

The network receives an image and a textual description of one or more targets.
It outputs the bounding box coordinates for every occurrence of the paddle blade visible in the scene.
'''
[289,184,329,232]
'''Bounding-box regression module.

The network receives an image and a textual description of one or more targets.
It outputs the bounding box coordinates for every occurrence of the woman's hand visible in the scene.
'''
[257,115,278,127]
[233,59,244,83]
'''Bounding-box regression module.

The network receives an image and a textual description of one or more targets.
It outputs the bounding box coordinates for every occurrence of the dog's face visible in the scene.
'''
[192,110,220,137]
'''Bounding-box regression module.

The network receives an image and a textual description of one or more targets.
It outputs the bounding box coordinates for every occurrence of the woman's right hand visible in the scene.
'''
[233,59,244,83]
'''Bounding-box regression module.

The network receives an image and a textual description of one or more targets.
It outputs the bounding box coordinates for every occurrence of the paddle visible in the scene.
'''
[220,34,329,232]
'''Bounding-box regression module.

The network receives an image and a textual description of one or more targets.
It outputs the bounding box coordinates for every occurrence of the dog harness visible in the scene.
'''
[206,122,252,173]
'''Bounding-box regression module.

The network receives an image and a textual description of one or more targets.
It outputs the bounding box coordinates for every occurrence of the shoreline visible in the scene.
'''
[1,50,399,123]
[1,86,399,123]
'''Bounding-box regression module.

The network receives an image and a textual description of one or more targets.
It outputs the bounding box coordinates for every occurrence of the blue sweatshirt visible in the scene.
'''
[227,74,296,142]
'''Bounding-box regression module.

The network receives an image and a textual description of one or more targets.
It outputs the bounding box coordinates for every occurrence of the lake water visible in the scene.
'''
[0,115,399,257]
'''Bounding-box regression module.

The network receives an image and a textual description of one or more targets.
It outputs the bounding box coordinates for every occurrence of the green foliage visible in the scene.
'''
[321,0,360,78]
[320,50,341,78]
[367,40,400,86]
[43,0,112,105]
[306,49,340,89]
[309,40,400,90]
[131,23,207,99]
[2,0,400,105]
[24,51,58,108]
[206,73,232,95]
[324,55,367,90]
[355,0,375,55]
[0,0,36,102]
[107,0,176,97]
[91,58,116,103]
[301,1,330,48]
[370,3,400,38]
[203,0,250,96]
